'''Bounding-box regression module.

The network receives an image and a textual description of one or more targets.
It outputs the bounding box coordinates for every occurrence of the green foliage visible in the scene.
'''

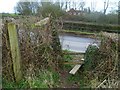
[51,24,63,68]
[83,12,102,22]
[51,70,60,87]
[2,79,29,88]
[97,14,118,24]
[63,11,118,25]
[2,13,20,18]
[28,79,48,88]
[3,69,60,88]
[15,1,65,17]
[62,20,120,33]
[37,2,65,18]
[63,50,73,69]
[67,72,89,88]
[51,27,62,53]
[47,67,60,84]
[27,73,49,88]
[107,14,118,24]
[63,50,73,62]
[64,55,73,69]
[64,54,73,62]
[15,1,39,15]
[27,69,60,88]
[64,15,84,21]
[84,45,99,71]
[67,74,81,83]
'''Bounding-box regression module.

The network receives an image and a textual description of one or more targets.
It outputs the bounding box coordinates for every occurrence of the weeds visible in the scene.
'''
[3,69,60,88]
[2,79,29,88]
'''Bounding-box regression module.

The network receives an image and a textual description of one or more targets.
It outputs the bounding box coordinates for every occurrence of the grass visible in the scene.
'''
[62,50,73,69]
[2,50,88,88]
[61,50,90,88]
[62,49,91,88]
[3,59,90,88]
[2,68,60,88]
[2,79,29,88]
[67,71,90,88]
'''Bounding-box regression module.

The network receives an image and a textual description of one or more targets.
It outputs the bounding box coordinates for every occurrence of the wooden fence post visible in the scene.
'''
[7,23,22,82]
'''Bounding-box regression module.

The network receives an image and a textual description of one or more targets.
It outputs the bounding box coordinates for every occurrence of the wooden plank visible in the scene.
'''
[63,52,85,55]
[64,58,84,65]
[69,65,82,75]
[63,62,83,65]
[69,58,84,74]
[73,58,84,61]
[8,23,22,82]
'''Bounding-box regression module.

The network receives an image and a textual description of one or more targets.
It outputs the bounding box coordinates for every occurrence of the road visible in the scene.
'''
[59,35,99,53]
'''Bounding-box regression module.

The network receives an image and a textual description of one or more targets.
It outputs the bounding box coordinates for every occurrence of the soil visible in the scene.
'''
[59,68,80,88]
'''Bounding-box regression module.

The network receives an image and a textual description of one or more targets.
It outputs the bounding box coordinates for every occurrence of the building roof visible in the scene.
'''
[67,8,83,15]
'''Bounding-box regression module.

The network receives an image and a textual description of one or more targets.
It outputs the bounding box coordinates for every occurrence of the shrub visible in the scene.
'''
[84,45,99,71]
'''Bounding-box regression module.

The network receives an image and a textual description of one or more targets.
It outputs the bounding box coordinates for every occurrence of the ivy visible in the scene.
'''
[84,45,99,71]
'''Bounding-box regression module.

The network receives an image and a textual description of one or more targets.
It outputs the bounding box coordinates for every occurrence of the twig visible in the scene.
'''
[97,79,107,88]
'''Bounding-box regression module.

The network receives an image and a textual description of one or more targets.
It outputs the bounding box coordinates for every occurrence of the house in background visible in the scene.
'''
[67,8,85,15]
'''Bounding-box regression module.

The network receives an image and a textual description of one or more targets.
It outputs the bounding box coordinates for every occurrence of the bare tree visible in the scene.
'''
[60,0,64,9]
[104,0,109,14]
[88,7,91,13]
[78,1,85,11]
[118,1,120,24]
[75,2,77,10]
[68,1,70,10]
[15,0,39,15]
[90,0,96,12]
[65,1,68,10]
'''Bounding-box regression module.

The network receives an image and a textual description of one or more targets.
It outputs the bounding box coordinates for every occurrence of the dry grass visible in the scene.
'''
[2,16,63,83]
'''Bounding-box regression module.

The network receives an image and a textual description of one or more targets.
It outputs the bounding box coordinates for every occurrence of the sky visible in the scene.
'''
[0,0,119,13]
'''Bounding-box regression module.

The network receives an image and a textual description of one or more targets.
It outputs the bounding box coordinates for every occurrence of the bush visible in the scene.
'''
[63,12,118,25]
[84,45,99,71]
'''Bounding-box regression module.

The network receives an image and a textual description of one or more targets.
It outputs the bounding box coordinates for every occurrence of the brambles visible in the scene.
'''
[83,32,119,88]
[2,15,119,88]
[2,16,63,87]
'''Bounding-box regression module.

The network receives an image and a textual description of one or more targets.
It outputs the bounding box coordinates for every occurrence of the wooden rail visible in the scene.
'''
[63,52,85,55]
[63,61,84,65]
[62,51,85,74]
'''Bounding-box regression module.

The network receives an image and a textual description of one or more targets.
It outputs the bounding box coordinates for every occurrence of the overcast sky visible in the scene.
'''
[0,0,119,13]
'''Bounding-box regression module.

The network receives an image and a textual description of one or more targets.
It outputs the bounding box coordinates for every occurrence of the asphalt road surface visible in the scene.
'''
[59,35,99,53]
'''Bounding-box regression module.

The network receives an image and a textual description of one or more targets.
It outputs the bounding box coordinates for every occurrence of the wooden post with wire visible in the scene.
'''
[7,22,22,82]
